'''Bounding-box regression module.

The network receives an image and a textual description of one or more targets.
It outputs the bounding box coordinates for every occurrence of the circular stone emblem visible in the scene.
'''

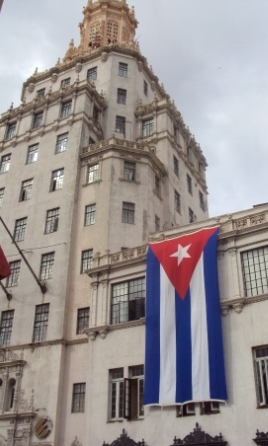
[34,416,53,439]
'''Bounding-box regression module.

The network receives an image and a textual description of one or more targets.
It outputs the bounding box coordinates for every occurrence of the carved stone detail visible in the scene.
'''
[170,423,227,446]
[71,436,83,446]
[251,213,266,226]
[103,429,145,446]
[254,430,268,446]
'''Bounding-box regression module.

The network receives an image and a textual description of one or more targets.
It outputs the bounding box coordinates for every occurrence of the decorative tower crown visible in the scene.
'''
[63,0,138,63]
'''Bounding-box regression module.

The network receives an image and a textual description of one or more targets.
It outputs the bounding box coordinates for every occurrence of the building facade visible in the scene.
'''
[0,1,267,446]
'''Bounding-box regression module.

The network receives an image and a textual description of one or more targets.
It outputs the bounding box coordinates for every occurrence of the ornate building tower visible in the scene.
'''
[0,1,209,445]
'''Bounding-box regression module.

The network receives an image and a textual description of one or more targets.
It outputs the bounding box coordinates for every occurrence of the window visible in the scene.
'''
[72,383,86,413]
[200,401,220,415]
[32,112,43,129]
[155,215,160,232]
[126,366,144,419]
[0,154,11,174]
[111,277,145,324]
[81,249,93,273]
[87,164,99,183]
[241,247,268,297]
[187,174,192,195]
[37,88,45,98]
[155,176,161,196]
[173,155,179,177]
[110,369,124,420]
[199,191,206,211]
[50,169,64,191]
[84,204,96,226]
[40,252,54,280]
[109,366,144,421]
[6,260,21,287]
[6,378,16,411]
[142,118,154,137]
[89,137,95,145]
[5,122,16,141]
[26,144,39,164]
[20,179,33,201]
[45,208,59,234]
[55,133,68,153]
[189,207,195,223]
[61,77,71,87]
[0,310,14,346]
[118,62,128,77]
[87,67,97,81]
[254,346,268,406]
[123,161,135,181]
[93,106,99,123]
[143,80,148,96]
[76,308,90,334]
[13,217,27,242]
[0,188,4,208]
[60,100,72,119]
[177,403,196,417]
[115,116,125,135]
[117,88,127,104]
[122,202,135,224]
[175,190,181,214]
[32,304,49,342]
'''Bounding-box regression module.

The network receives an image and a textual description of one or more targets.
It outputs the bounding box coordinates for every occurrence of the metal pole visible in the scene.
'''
[0,216,47,294]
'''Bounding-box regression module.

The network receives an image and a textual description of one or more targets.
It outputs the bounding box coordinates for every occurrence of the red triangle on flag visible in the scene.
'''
[150,227,218,299]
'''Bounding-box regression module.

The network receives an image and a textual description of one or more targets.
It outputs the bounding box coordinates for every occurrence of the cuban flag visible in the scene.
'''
[144,226,227,405]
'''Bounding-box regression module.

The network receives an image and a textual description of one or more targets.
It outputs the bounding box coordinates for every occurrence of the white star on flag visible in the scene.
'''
[170,244,191,266]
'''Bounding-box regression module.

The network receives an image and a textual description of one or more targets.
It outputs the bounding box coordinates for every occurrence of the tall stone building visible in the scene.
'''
[3,1,261,446]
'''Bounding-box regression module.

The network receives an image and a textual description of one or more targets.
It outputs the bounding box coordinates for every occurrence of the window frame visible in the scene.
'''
[118,62,128,78]
[45,208,59,234]
[26,144,39,164]
[241,247,268,298]
[60,100,72,119]
[5,123,16,141]
[117,88,127,105]
[187,173,193,195]
[61,77,71,88]
[111,277,145,325]
[143,80,148,96]
[55,132,68,154]
[173,155,179,177]
[87,163,99,183]
[123,161,135,181]
[142,118,154,137]
[0,310,14,347]
[87,67,97,81]
[40,252,55,280]
[155,215,160,232]
[32,111,43,129]
[32,304,49,343]
[37,88,45,98]
[19,179,33,201]
[115,116,126,135]
[122,202,135,224]
[189,207,195,223]
[72,383,86,413]
[84,204,96,226]
[81,249,93,273]
[253,346,268,407]
[50,168,64,192]
[0,154,11,174]
[0,188,4,208]
[175,190,181,214]
[6,260,21,288]
[13,217,27,242]
[76,307,90,335]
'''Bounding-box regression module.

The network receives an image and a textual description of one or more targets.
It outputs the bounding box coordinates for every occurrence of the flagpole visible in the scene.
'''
[0,216,47,294]
[0,281,12,301]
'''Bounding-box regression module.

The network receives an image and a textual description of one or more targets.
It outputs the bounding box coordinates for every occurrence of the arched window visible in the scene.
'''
[6,378,16,411]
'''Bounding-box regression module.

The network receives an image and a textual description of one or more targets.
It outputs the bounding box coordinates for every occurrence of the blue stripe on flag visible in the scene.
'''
[144,248,161,404]
[175,288,192,403]
[204,230,227,400]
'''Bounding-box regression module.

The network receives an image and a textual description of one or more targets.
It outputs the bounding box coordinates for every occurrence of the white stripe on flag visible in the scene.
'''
[190,253,210,400]
[159,265,176,404]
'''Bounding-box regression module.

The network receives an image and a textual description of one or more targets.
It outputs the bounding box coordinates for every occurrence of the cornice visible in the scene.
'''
[0,79,106,125]
[80,136,166,175]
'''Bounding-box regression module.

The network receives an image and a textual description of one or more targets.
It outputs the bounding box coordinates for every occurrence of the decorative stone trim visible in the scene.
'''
[253,430,268,446]
[103,429,145,446]
[171,422,227,446]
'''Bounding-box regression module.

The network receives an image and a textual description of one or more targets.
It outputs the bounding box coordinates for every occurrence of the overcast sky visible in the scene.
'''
[1,0,268,218]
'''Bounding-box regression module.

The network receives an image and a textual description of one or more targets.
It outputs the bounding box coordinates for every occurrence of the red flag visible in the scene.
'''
[0,246,11,280]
